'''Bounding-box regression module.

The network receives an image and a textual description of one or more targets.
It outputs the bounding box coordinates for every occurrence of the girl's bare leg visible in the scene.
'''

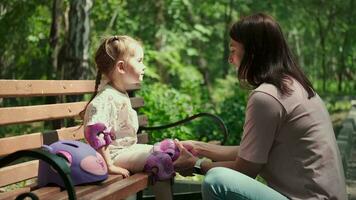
[112,144,173,200]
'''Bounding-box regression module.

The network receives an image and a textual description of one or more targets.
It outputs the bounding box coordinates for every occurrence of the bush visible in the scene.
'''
[139,83,205,143]
[213,76,248,145]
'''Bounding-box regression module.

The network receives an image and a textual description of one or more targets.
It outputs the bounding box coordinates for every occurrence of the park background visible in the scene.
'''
[0,0,355,198]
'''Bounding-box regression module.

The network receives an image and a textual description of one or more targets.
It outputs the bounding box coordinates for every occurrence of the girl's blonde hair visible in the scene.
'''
[79,35,141,119]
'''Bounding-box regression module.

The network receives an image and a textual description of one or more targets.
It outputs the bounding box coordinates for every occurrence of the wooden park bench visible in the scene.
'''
[0,80,228,200]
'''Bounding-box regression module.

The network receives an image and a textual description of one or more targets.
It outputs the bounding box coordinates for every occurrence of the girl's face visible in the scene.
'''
[228,39,245,70]
[125,44,146,83]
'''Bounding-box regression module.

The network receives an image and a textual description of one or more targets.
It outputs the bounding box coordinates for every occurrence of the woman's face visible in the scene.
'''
[228,39,245,70]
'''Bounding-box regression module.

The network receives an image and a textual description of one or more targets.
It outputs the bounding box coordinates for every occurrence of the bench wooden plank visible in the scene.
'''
[79,173,149,200]
[57,115,147,141]
[0,160,38,187]
[0,187,31,200]
[0,115,147,156]
[0,133,42,157]
[0,97,144,126]
[57,126,85,141]
[0,102,86,126]
[0,80,140,97]
[31,186,61,198]
[39,174,125,200]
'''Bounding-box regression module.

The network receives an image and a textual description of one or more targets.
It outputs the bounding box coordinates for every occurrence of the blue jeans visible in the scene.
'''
[202,167,288,200]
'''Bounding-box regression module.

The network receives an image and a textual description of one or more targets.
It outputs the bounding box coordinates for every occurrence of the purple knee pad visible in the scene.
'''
[143,151,175,183]
[145,139,198,183]
[144,139,181,182]
[84,123,116,150]
[153,139,180,161]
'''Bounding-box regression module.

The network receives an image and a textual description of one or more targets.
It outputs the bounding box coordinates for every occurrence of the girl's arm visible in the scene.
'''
[98,147,130,178]
[181,140,239,162]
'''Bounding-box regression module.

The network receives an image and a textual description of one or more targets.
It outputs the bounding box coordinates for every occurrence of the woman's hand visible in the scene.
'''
[180,140,199,157]
[108,165,130,178]
[173,139,198,176]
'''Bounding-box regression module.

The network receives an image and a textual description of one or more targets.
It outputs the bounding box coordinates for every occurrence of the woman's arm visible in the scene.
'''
[98,147,130,177]
[182,140,239,162]
[200,157,263,178]
[174,141,262,179]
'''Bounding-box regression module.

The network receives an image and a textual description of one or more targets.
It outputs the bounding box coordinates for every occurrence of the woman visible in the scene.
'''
[173,13,347,200]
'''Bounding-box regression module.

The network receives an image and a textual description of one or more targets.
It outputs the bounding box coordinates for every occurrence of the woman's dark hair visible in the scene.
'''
[230,13,315,98]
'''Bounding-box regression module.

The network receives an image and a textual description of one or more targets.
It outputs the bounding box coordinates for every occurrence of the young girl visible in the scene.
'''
[81,36,177,193]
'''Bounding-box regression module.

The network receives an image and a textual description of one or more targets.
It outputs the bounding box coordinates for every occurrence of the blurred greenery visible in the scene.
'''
[0,0,355,145]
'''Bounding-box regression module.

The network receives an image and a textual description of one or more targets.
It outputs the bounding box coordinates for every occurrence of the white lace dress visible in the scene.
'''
[83,84,153,172]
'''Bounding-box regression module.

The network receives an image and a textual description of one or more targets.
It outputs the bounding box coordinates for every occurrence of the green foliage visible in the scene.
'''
[213,75,249,144]
[1,0,354,145]
[325,99,352,114]
[139,83,203,143]
[0,0,51,79]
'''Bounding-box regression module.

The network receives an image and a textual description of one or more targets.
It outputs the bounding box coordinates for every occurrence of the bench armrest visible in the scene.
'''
[139,112,229,145]
[0,149,76,200]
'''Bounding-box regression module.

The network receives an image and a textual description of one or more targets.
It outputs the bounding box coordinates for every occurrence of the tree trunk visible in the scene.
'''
[63,0,92,80]
[49,0,63,80]
[62,0,92,126]
[46,0,64,130]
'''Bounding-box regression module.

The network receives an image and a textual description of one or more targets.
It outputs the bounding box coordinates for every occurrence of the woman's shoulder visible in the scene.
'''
[253,83,281,99]
[253,78,304,100]
[251,83,286,111]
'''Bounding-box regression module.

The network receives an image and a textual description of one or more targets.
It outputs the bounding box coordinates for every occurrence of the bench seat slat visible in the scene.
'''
[79,173,149,200]
[0,97,144,126]
[39,174,125,200]
[0,80,140,97]
[0,187,31,200]
[31,186,61,198]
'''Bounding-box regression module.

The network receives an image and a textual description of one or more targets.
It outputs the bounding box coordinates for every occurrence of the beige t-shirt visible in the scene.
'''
[238,79,347,200]
[83,84,138,148]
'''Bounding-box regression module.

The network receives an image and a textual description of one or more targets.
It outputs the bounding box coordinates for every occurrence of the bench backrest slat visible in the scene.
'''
[0,160,39,187]
[0,187,31,200]
[0,80,140,97]
[0,97,144,126]
[0,115,147,157]
[0,133,42,157]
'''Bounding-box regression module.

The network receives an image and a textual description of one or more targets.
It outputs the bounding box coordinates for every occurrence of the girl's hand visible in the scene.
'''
[173,139,198,176]
[108,165,130,178]
[180,140,199,157]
